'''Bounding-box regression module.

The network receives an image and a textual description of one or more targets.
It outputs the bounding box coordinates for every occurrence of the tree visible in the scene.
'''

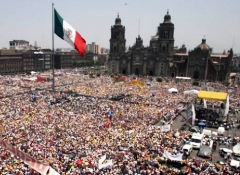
[156,77,162,82]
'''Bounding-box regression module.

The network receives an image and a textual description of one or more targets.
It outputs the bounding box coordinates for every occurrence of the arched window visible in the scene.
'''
[135,68,139,76]
[149,70,154,76]
[162,46,166,52]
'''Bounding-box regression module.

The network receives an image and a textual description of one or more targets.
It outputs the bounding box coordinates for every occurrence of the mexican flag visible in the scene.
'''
[54,9,86,57]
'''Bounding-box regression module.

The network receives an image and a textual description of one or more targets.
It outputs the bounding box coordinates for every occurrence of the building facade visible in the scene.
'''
[108,11,234,81]
[0,48,107,74]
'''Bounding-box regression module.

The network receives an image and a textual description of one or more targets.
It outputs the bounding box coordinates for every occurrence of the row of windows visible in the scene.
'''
[0,63,21,67]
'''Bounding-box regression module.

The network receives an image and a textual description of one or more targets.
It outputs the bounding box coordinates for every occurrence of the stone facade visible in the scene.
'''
[108,11,233,81]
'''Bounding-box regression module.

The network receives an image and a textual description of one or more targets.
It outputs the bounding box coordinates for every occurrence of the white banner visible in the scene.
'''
[48,167,61,175]
[192,104,196,126]
[224,95,229,116]
[99,159,113,170]
[98,155,106,165]
[203,99,207,109]
[98,155,113,170]
[151,124,171,132]
[160,124,171,132]
[163,150,183,161]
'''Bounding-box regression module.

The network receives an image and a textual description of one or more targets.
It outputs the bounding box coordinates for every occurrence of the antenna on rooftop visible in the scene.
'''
[34,41,38,49]
[138,19,140,36]
[42,35,45,49]
[232,35,235,49]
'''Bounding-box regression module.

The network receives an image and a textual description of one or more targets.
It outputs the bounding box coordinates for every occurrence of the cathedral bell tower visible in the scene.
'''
[108,14,126,74]
[155,10,175,77]
[110,14,126,54]
[157,10,175,55]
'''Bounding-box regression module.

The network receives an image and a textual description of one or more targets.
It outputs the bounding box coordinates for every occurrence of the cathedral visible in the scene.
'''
[108,11,233,82]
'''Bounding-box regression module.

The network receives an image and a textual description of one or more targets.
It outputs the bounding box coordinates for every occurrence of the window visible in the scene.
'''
[164,30,169,38]
[162,46,166,52]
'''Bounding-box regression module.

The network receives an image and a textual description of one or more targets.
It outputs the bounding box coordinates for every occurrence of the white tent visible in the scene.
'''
[31,71,37,75]
[230,160,240,167]
[233,143,240,154]
[183,90,199,96]
[168,88,178,93]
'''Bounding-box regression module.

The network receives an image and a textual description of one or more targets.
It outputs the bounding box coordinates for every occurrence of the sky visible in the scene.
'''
[1,0,240,53]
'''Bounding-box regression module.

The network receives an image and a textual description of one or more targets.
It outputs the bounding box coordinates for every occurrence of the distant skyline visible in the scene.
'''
[1,0,240,53]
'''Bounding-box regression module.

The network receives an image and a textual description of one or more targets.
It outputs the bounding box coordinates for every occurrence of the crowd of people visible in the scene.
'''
[0,69,239,174]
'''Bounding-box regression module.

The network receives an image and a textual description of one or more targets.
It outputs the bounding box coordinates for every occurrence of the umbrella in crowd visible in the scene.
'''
[198,121,206,127]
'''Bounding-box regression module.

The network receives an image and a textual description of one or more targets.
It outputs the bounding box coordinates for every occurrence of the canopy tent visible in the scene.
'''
[198,91,228,101]
[168,88,178,94]
[183,90,199,96]
[198,90,229,116]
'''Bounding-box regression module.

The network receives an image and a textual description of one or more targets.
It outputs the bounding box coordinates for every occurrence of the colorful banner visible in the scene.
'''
[131,80,145,87]
[0,139,59,175]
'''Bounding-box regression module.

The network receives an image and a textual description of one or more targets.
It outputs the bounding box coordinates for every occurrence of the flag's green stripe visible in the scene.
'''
[54,9,64,39]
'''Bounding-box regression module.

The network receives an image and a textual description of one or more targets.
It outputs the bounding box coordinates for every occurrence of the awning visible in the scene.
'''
[198,90,228,101]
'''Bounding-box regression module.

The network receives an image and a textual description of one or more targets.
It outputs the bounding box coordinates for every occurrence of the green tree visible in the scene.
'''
[156,77,162,82]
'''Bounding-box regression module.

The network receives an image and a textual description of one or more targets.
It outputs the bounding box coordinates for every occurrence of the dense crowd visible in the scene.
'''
[0,69,239,175]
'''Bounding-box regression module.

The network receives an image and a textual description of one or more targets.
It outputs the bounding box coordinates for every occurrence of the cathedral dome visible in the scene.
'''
[164,10,171,23]
[195,38,211,51]
[115,14,121,25]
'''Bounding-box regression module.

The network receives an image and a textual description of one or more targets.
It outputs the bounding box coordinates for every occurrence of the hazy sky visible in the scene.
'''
[1,0,240,53]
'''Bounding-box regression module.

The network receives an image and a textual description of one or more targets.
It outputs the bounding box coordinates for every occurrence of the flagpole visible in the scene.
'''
[52,3,55,92]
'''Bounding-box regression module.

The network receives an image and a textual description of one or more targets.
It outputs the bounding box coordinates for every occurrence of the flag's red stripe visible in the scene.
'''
[74,31,86,57]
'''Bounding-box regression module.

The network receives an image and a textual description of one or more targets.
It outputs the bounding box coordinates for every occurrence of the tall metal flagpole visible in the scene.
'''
[52,3,55,91]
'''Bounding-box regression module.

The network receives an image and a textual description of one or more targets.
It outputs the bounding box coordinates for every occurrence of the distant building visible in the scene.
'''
[100,47,109,54]
[108,11,233,82]
[86,42,100,54]
[9,40,30,50]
